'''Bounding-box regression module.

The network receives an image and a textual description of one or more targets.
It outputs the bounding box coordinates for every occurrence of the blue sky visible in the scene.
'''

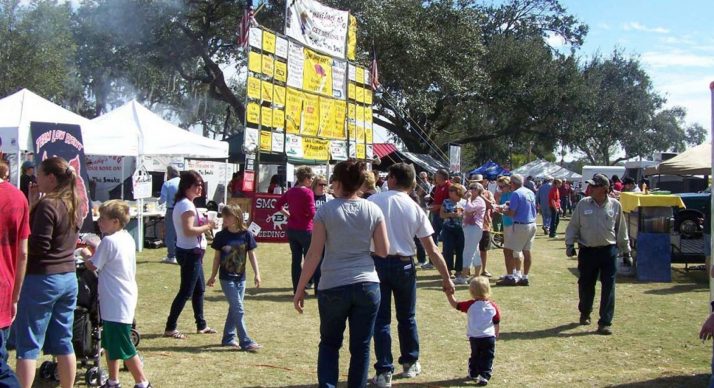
[555,0,713,133]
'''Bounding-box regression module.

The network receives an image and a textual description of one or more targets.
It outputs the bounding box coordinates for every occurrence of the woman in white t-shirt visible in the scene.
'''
[164,170,216,339]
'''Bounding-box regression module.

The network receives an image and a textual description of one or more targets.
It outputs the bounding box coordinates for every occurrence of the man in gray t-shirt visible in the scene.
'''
[314,198,384,290]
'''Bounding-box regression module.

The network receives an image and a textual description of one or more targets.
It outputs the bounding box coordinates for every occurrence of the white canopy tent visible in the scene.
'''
[88,100,230,251]
[512,159,582,180]
[644,143,711,176]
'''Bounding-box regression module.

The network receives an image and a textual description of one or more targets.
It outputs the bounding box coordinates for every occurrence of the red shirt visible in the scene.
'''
[431,181,452,213]
[275,186,316,231]
[548,186,561,209]
[0,182,30,327]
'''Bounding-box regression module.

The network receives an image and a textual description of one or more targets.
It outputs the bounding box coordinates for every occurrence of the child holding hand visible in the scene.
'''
[85,200,151,388]
[207,204,262,351]
[446,276,500,386]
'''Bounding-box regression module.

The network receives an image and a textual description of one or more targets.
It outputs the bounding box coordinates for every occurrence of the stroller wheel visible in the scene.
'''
[85,366,108,386]
[39,361,55,380]
[130,329,141,347]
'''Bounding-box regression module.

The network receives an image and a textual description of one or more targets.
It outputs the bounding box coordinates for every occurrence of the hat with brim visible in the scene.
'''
[585,173,610,188]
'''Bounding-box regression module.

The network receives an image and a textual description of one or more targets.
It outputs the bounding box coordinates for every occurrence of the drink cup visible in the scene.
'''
[207,211,218,222]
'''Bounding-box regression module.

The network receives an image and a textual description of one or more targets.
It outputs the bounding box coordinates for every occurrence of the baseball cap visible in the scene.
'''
[21,161,35,170]
[586,173,610,188]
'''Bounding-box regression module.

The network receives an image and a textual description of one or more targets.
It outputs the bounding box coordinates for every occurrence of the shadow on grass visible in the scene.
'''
[202,287,296,303]
[643,283,708,295]
[606,373,709,387]
[242,376,477,388]
[499,322,593,340]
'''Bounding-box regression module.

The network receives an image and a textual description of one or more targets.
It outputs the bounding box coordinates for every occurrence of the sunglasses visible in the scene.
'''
[318,183,328,187]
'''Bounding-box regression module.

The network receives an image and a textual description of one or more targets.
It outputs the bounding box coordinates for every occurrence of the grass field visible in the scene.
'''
[11,218,714,387]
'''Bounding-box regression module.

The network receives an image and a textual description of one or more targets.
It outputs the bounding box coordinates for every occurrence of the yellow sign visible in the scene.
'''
[247,77,261,100]
[348,103,356,120]
[333,100,347,140]
[347,15,357,61]
[261,81,273,103]
[262,31,276,54]
[356,105,365,123]
[274,85,286,106]
[261,54,274,78]
[274,61,287,83]
[247,102,260,124]
[355,67,365,85]
[303,48,333,96]
[260,130,272,152]
[318,97,335,139]
[273,108,285,129]
[301,93,320,136]
[365,107,373,124]
[356,123,365,143]
[356,86,365,103]
[364,89,373,105]
[302,137,330,161]
[348,83,356,100]
[248,52,261,73]
[356,143,366,159]
[365,126,373,143]
[348,122,356,140]
[261,106,273,128]
[286,88,303,134]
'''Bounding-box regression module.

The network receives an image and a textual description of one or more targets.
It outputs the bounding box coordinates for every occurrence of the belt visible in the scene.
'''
[513,221,534,225]
[372,253,413,260]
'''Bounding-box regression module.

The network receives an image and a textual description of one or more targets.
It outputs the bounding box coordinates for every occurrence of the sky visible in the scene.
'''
[555,0,713,133]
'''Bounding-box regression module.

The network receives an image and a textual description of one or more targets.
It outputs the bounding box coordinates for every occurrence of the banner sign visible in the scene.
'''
[87,155,135,202]
[449,144,462,173]
[31,122,93,232]
[285,134,304,158]
[251,193,288,243]
[302,48,333,96]
[330,140,347,161]
[287,41,304,89]
[302,137,330,160]
[285,0,350,59]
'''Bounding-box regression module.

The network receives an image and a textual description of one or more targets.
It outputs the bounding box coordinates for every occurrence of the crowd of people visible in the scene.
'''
[2,156,709,387]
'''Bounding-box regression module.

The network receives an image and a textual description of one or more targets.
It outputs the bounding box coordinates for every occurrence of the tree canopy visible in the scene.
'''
[0,0,704,166]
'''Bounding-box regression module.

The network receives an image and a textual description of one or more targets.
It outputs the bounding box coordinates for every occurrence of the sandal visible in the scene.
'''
[243,343,263,352]
[163,330,187,339]
[222,341,241,350]
[197,327,217,334]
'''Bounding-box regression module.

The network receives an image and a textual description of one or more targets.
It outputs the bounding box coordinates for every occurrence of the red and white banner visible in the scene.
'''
[251,193,288,243]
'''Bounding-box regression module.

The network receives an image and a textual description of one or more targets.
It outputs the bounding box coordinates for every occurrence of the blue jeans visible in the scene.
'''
[1,327,19,387]
[287,229,314,293]
[373,256,419,374]
[165,248,207,332]
[540,206,552,231]
[220,278,255,348]
[578,245,617,326]
[164,208,177,258]
[317,282,380,388]
[430,212,443,245]
[442,226,464,273]
[15,272,77,359]
[549,207,560,237]
[469,336,495,380]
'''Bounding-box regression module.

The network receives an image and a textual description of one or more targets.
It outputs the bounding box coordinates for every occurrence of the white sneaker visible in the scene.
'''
[161,257,178,264]
[420,263,434,270]
[454,275,468,285]
[371,371,392,387]
[401,361,421,378]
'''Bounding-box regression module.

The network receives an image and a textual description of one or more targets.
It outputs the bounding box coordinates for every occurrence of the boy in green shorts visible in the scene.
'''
[86,200,151,388]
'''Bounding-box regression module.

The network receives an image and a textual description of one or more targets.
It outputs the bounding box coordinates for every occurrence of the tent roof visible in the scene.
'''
[469,160,510,180]
[373,143,398,158]
[0,89,91,152]
[89,100,228,158]
[512,159,581,180]
[646,143,711,176]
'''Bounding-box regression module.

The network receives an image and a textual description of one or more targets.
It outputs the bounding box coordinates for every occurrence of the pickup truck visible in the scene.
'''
[672,191,710,266]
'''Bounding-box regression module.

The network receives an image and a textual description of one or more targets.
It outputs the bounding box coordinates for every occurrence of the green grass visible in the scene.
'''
[11,218,714,387]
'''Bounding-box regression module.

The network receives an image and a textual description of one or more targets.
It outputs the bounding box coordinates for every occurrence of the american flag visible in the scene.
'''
[238,0,255,50]
[370,47,380,91]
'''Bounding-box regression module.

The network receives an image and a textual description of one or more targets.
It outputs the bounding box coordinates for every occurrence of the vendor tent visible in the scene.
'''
[371,143,448,174]
[88,100,228,158]
[469,160,510,180]
[512,159,581,180]
[645,143,711,176]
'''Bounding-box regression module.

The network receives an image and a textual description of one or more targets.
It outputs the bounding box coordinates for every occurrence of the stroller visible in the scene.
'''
[38,235,142,386]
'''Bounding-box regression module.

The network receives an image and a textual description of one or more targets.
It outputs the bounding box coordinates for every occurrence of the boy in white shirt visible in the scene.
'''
[86,200,151,388]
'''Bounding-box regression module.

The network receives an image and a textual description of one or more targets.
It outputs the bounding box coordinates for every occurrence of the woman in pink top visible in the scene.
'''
[275,166,316,294]
[462,182,487,278]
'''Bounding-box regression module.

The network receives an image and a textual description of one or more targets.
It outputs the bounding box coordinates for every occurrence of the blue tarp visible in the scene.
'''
[469,160,511,181]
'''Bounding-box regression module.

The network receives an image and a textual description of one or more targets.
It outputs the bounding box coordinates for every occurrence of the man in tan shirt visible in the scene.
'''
[565,173,630,335]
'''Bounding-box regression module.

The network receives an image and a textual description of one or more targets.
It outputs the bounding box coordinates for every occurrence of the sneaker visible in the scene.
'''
[100,382,121,388]
[401,361,421,378]
[475,375,489,386]
[517,277,529,286]
[495,277,517,286]
[579,314,591,325]
[420,263,434,270]
[597,325,612,335]
[133,383,152,388]
[371,371,392,387]
[161,257,178,264]
[454,275,468,285]
[481,271,492,278]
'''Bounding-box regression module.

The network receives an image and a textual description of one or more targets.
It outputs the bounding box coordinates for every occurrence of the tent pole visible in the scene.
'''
[224,159,229,204]
[15,151,21,187]
[121,159,125,200]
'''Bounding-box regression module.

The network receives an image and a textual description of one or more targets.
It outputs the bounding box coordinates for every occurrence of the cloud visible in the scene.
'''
[545,32,567,48]
[623,22,670,34]
[642,51,714,68]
